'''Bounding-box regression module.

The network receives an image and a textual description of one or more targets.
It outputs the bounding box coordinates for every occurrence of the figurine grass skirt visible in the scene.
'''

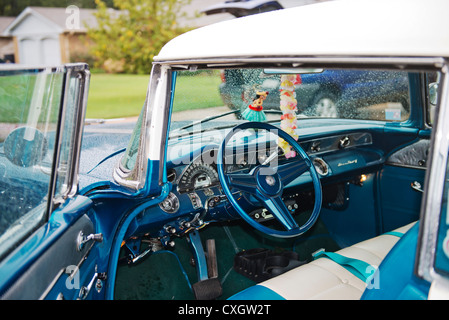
[242,107,267,122]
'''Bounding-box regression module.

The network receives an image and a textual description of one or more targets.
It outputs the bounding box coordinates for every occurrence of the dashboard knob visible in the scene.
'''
[339,136,350,149]
[310,141,321,152]
[167,241,175,248]
[181,221,191,229]
[165,226,176,234]
[160,236,176,248]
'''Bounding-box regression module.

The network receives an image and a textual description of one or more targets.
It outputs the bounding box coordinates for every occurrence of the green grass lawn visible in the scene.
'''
[172,72,223,112]
[86,73,151,119]
[87,72,223,119]
[0,72,223,122]
[0,73,61,123]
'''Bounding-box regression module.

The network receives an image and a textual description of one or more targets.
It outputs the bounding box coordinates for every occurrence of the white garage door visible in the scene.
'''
[19,36,61,65]
[19,38,39,65]
[42,37,61,65]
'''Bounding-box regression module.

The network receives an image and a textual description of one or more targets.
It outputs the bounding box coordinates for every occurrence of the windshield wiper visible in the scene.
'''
[176,110,241,131]
[169,116,285,140]
[175,109,284,132]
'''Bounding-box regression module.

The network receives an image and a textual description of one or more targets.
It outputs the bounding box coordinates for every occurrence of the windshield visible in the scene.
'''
[0,65,88,260]
[0,68,63,259]
[169,67,411,138]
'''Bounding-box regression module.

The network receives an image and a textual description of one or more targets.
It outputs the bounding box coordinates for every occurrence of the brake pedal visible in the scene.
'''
[192,278,222,300]
[187,233,222,300]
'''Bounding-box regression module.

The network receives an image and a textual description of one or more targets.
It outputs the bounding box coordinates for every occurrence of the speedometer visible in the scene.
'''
[178,163,219,193]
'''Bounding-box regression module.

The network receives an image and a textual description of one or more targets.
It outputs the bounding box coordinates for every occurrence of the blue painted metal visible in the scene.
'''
[104,183,170,299]
[435,183,449,276]
[0,196,94,296]
[403,73,426,128]
[187,230,209,281]
[320,174,379,247]
[104,71,179,299]
[378,165,424,232]
[86,148,126,174]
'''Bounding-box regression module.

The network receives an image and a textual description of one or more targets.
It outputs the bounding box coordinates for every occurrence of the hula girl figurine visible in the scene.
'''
[242,90,269,122]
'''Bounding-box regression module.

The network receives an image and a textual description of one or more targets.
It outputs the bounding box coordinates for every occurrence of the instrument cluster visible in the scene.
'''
[160,131,373,215]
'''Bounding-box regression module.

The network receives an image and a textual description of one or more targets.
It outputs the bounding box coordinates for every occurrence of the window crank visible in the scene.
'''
[79,272,98,300]
[78,268,107,299]
[77,231,103,251]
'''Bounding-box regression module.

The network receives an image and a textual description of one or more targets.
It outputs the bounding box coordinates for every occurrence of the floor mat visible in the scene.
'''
[115,249,194,300]
[114,218,340,300]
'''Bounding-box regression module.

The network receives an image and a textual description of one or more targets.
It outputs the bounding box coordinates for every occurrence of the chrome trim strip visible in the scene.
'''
[155,56,446,69]
[113,64,172,191]
[50,64,91,209]
[46,66,70,216]
[416,63,449,283]
[68,66,90,198]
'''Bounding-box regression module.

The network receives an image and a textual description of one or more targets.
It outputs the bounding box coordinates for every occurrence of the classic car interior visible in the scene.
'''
[0,0,448,302]
[0,61,439,300]
[108,66,437,300]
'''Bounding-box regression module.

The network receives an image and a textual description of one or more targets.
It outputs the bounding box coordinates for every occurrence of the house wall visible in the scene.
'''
[8,11,62,65]
[0,37,14,61]
[60,32,93,64]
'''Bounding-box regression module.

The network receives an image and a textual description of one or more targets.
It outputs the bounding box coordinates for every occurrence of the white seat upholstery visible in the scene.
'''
[251,222,416,300]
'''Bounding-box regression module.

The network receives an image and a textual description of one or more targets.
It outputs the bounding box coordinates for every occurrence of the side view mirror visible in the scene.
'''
[4,127,48,167]
[429,82,438,106]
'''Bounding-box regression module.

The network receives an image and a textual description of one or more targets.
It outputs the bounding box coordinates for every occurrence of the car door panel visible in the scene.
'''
[319,127,423,246]
[379,139,430,231]
[0,64,98,299]
[378,165,425,231]
[0,197,96,299]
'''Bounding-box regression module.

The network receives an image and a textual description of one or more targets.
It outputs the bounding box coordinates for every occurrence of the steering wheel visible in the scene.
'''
[217,122,322,238]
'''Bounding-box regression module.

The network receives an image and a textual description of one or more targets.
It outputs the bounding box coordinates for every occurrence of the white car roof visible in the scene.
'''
[155,0,449,63]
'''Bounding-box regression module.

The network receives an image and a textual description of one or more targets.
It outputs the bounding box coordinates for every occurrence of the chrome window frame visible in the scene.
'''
[113,64,173,191]
[53,64,90,205]
[416,62,449,289]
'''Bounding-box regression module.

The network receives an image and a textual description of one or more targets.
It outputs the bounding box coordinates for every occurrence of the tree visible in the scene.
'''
[87,0,192,74]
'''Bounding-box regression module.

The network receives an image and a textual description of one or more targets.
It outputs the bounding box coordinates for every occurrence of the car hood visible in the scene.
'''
[78,120,135,192]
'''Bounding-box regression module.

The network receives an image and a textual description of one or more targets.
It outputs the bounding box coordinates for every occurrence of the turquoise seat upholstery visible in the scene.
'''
[229,222,416,300]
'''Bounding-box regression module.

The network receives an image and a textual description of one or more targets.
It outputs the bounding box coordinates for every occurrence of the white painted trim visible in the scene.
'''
[155,0,449,62]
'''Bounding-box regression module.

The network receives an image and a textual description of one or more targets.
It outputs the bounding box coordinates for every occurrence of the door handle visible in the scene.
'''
[411,181,424,193]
